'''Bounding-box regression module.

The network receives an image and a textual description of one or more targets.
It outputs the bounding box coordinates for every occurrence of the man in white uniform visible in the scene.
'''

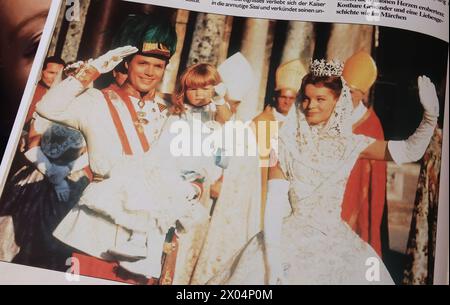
[36,15,177,284]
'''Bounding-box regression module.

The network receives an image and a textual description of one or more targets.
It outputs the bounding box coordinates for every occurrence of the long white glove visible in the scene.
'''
[388,76,439,165]
[89,46,138,74]
[264,179,291,285]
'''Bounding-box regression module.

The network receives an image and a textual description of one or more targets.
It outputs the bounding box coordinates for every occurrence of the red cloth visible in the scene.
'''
[341,108,387,257]
[72,252,156,285]
[26,82,48,125]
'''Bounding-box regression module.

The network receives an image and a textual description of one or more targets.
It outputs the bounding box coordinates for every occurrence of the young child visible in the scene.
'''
[170,63,233,190]
[172,62,232,124]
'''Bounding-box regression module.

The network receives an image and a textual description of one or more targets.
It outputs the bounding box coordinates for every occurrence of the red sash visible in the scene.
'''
[74,87,178,285]
[102,87,150,155]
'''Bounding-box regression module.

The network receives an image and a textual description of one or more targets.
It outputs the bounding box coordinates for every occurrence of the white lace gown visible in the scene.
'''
[208,79,394,285]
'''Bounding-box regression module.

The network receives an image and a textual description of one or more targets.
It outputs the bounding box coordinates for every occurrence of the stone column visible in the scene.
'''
[217,16,234,65]
[160,10,190,94]
[326,24,374,62]
[187,13,230,67]
[61,0,91,62]
[281,21,315,67]
[239,19,273,121]
[47,2,69,56]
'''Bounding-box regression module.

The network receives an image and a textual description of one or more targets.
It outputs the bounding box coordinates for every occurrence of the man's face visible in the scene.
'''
[41,62,64,87]
[126,55,166,94]
[0,0,51,115]
[113,70,128,87]
[276,88,297,115]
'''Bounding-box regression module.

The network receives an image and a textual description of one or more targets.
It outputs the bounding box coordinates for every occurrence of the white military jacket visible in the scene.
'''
[36,77,171,258]
[36,77,170,176]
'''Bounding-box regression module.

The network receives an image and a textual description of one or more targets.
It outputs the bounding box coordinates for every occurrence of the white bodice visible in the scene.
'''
[278,125,375,233]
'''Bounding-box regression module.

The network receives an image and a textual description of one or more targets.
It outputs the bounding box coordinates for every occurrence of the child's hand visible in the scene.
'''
[212,83,227,108]
[214,83,227,98]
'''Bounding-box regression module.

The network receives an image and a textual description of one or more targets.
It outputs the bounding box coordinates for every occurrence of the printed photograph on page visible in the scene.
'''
[0,0,448,285]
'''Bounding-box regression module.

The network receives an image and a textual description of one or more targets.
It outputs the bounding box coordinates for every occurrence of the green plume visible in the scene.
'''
[112,14,177,58]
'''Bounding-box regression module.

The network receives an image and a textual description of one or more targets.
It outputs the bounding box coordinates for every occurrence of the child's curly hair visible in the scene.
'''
[171,63,222,114]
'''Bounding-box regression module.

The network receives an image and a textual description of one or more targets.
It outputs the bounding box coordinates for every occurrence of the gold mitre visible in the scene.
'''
[343,51,378,94]
[142,42,171,59]
[275,59,307,91]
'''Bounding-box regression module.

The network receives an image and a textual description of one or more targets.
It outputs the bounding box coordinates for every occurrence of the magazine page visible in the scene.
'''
[0,0,448,288]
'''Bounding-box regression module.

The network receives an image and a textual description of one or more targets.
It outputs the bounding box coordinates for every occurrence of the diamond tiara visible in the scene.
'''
[309,59,344,77]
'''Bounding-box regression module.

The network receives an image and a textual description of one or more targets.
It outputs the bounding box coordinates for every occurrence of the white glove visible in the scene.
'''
[213,83,227,106]
[418,75,440,117]
[24,147,70,184]
[388,76,439,165]
[264,179,291,285]
[207,83,228,113]
[54,180,70,202]
[89,46,138,74]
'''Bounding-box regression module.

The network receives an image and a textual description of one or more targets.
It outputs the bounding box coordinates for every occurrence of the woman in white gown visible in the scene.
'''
[208,59,440,285]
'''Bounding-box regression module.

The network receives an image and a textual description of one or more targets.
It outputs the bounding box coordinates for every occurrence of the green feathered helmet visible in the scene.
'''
[112,14,177,62]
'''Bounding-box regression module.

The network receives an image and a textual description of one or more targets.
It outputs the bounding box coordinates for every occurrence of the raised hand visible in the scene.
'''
[90,46,138,74]
[418,75,439,119]
[386,75,440,165]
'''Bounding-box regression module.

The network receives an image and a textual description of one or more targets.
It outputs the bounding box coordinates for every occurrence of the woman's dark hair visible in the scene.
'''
[298,73,343,101]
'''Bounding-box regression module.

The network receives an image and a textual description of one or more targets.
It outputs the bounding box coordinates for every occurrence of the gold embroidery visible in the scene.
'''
[142,42,170,58]
[157,103,168,113]
[74,64,100,87]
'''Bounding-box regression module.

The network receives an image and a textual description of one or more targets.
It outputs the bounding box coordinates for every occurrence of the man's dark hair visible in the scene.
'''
[43,56,66,71]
